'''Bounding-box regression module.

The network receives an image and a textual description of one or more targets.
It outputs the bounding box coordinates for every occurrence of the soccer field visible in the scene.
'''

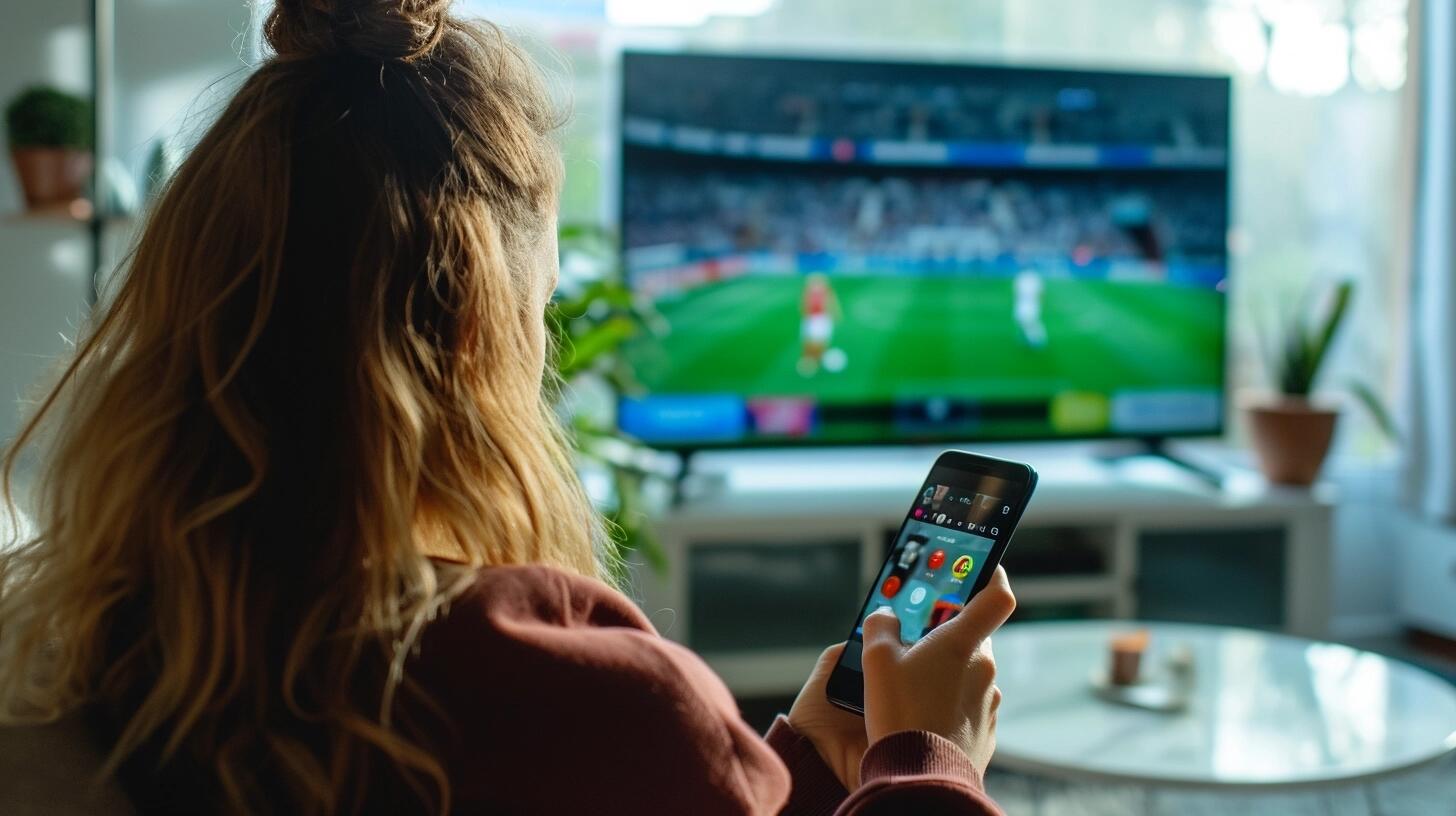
[626,273,1223,404]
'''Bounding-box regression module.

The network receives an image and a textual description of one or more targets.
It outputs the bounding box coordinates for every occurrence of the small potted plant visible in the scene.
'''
[1246,279,1395,485]
[4,86,92,212]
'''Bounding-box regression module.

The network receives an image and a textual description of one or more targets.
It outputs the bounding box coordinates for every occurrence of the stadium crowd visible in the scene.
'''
[624,171,1226,267]
[624,57,1227,149]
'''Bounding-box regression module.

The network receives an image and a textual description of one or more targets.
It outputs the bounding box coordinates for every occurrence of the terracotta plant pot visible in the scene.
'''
[1244,397,1339,486]
[9,147,92,210]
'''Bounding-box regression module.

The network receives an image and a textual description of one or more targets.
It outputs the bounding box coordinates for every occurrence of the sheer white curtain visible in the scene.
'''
[1408,0,1456,522]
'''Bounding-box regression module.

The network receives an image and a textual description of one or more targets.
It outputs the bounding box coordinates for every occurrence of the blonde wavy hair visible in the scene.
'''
[0,1,609,812]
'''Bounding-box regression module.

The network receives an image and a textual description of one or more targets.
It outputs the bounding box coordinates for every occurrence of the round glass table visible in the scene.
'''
[993,621,1456,789]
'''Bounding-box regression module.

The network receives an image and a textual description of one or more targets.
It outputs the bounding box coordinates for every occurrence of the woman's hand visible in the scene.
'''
[787,643,869,790]
[860,566,1015,770]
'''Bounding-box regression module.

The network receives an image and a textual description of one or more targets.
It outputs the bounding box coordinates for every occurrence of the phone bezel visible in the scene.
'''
[825,449,1039,714]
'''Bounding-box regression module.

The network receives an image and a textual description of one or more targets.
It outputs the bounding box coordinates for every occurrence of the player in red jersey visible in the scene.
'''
[797,272,844,376]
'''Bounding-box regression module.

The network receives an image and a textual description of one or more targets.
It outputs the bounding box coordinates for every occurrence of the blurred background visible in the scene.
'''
[3,1,1455,813]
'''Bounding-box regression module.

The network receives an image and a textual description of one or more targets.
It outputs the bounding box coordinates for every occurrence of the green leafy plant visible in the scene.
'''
[547,224,667,575]
[1262,278,1398,438]
[4,86,91,150]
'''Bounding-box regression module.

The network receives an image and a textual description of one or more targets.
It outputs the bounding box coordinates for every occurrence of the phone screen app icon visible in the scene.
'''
[880,575,902,598]
[927,549,946,571]
[951,555,974,580]
[925,597,963,632]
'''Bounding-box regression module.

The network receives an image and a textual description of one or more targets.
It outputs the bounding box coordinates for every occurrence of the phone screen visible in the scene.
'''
[827,452,1036,711]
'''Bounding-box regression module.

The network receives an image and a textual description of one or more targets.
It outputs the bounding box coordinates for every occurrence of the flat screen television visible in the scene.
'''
[618,51,1230,448]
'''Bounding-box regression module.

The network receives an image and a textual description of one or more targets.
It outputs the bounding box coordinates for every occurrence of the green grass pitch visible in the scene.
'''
[625,273,1224,407]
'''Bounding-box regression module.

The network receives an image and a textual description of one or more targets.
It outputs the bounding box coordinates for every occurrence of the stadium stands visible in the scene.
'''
[624,170,1226,279]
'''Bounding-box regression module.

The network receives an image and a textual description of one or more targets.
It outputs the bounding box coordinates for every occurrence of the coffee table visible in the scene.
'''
[992,620,1456,789]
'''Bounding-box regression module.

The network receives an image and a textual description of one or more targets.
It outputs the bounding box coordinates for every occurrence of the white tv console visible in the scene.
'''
[628,443,1335,697]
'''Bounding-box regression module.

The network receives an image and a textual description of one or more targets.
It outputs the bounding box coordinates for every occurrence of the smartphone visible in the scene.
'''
[825,450,1038,714]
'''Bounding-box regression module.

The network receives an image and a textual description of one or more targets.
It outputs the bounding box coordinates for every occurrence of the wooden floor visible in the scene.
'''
[984,753,1456,816]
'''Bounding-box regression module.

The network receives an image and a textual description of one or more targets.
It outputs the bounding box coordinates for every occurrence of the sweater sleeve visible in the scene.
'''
[764,716,850,815]
[409,565,792,815]
[764,715,1003,816]
[838,730,1006,815]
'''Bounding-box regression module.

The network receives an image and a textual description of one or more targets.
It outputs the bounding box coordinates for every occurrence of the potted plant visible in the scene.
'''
[547,224,668,577]
[1246,279,1396,485]
[4,86,92,212]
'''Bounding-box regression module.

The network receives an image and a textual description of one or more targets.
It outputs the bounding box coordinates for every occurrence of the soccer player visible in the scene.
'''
[798,272,844,376]
[1015,268,1048,349]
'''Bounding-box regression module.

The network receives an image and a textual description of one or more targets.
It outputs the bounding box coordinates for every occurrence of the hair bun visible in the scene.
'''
[266,0,450,63]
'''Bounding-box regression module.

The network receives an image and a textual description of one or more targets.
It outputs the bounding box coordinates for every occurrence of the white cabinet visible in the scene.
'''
[1398,518,1456,639]
[628,447,1337,697]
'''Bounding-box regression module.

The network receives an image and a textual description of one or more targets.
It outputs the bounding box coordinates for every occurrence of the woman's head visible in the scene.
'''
[0,1,605,812]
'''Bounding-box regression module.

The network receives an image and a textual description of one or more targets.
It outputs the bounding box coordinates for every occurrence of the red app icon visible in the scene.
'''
[913,508,924,518]
[927,599,963,629]
[927,549,946,571]
[880,575,902,599]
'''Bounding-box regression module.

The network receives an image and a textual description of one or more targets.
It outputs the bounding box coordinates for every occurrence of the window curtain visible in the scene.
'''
[1408,0,1456,522]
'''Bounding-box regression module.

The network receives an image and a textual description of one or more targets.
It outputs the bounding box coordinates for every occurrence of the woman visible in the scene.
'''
[0,1,1013,813]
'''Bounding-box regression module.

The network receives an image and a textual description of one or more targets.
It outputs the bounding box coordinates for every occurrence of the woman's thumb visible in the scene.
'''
[862,605,904,652]
[921,566,1015,657]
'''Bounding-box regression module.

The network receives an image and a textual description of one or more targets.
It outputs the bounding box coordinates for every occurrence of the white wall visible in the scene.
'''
[111,2,259,194]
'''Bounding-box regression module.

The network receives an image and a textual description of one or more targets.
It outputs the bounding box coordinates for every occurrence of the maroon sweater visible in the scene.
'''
[406,564,1006,815]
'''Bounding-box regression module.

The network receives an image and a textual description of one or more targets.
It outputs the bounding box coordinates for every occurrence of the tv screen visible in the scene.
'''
[618,52,1230,448]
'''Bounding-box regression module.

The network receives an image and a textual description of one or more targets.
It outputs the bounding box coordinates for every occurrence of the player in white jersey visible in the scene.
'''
[1015,269,1047,349]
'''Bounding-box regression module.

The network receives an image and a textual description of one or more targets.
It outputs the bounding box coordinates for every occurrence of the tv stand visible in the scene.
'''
[671,449,697,507]
[1095,438,1225,488]
[632,445,1335,697]
[669,448,732,506]
[668,440,1227,504]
